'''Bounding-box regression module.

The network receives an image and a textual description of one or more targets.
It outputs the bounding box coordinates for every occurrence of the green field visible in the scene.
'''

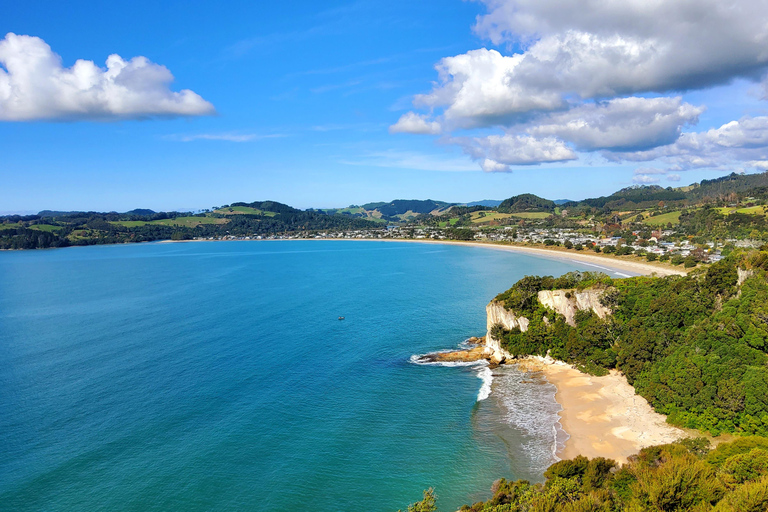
[470,211,514,224]
[214,206,277,216]
[643,210,681,226]
[437,218,461,227]
[29,224,63,232]
[509,212,552,219]
[0,223,62,232]
[717,205,768,216]
[112,216,229,228]
[111,220,150,227]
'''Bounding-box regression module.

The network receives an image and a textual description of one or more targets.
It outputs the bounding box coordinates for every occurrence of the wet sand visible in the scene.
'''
[518,358,686,465]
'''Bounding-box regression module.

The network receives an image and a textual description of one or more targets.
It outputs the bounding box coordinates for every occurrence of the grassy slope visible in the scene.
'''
[643,210,682,226]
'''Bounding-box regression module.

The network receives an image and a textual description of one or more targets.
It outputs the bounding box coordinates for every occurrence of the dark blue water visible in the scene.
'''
[0,241,622,511]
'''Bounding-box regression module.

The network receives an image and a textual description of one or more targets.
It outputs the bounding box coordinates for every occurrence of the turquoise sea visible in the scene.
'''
[0,241,633,511]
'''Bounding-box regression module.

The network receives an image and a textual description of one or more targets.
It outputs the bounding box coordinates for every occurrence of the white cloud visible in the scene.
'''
[632,174,660,184]
[473,0,768,94]
[530,97,702,152]
[393,0,768,171]
[608,116,768,171]
[0,33,214,121]
[667,173,681,181]
[480,158,511,172]
[389,112,442,134]
[414,48,563,127]
[457,134,576,166]
[169,133,285,142]
[633,167,668,175]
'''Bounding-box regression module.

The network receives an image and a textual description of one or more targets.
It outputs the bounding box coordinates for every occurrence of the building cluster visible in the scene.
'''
[194,225,739,263]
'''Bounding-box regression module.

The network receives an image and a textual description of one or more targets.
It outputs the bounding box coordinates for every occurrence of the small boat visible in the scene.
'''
[338,316,345,321]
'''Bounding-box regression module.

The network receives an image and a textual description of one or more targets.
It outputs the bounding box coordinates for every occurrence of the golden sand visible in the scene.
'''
[518,358,687,465]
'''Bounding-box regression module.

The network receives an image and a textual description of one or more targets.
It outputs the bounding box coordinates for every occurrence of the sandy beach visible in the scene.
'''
[179,237,687,277]
[518,358,686,464]
[312,238,689,277]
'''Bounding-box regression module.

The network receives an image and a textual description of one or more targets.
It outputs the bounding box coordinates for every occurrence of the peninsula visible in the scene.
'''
[423,249,768,465]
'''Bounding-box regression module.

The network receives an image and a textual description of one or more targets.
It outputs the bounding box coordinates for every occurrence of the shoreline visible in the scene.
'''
[516,358,687,464]
[160,238,688,277]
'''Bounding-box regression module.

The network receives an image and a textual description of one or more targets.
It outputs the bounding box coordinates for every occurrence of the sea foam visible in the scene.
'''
[410,353,493,401]
[476,366,493,401]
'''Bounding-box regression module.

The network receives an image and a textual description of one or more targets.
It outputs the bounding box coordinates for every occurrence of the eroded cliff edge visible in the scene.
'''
[484,287,610,364]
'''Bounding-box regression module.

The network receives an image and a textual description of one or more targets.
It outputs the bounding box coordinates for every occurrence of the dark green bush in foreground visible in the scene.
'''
[400,437,768,512]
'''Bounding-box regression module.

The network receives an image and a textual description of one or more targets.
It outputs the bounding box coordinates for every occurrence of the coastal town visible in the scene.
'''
[193,224,742,265]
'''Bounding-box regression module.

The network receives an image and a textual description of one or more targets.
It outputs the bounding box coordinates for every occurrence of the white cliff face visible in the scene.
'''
[537,289,611,327]
[738,268,754,286]
[485,301,527,363]
[484,288,611,361]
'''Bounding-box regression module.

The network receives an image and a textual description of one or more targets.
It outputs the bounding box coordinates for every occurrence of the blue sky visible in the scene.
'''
[3,0,768,213]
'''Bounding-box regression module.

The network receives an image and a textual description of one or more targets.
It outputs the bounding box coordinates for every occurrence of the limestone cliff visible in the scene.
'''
[485,301,529,362]
[537,289,611,327]
[484,287,611,362]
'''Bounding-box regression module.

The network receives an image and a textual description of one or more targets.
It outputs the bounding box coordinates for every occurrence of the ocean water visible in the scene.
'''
[0,241,628,512]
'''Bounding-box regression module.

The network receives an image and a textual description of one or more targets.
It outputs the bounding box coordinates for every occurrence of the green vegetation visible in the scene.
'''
[471,211,515,224]
[213,205,277,216]
[8,171,768,250]
[0,200,380,249]
[510,212,553,220]
[643,210,682,226]
[491,252,768,435]
[498,193,556,213]
[400,437,768,512]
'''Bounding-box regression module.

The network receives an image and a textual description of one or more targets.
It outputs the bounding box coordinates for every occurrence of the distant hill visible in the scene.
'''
[684,171,768,200]
[375,199,453,217]
[497,193,556,213]
[466,199,502,207]
[124,209,156,216]
[553,199,574,205]
[38,210,84,217]
[572,185,687,209]
[324,199,455,221]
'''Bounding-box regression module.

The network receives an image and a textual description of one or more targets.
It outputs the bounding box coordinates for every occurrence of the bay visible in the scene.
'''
[0,240,627,511]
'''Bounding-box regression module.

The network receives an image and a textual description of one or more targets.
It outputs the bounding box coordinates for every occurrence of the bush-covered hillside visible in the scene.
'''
[400,437,768,512]
[490,251,768,435]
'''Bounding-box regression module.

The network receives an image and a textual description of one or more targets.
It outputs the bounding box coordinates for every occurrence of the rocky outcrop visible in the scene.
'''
[484,287,612,361]
[485,301,528,363]
[417,346,489,363]
[738,268,754,286]
[537,289,611,327]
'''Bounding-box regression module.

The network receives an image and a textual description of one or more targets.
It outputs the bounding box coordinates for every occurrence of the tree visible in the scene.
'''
[400,489,437,512]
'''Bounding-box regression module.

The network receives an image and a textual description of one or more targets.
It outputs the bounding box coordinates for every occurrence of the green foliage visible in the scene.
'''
[0,201,382,249]
[498,193,556,213]
[400,488,437,512]
[491,253,768,435]
[437,438,768,512]
[446,228,475,240]
[706,437,768,467]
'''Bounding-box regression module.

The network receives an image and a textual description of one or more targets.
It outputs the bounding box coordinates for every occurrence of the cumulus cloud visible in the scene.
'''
[389,112,442,134]
[632,174,660,184]
[633,167,668,175]
[456,134,576,166]
[608,116,768,171]
[667,174,681,181]
[393,0,768,172]
[414,48,563,127]
[473,0,768,94]
[530,97,702,152]
[480,158,511,172]
[0,33,214,121]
